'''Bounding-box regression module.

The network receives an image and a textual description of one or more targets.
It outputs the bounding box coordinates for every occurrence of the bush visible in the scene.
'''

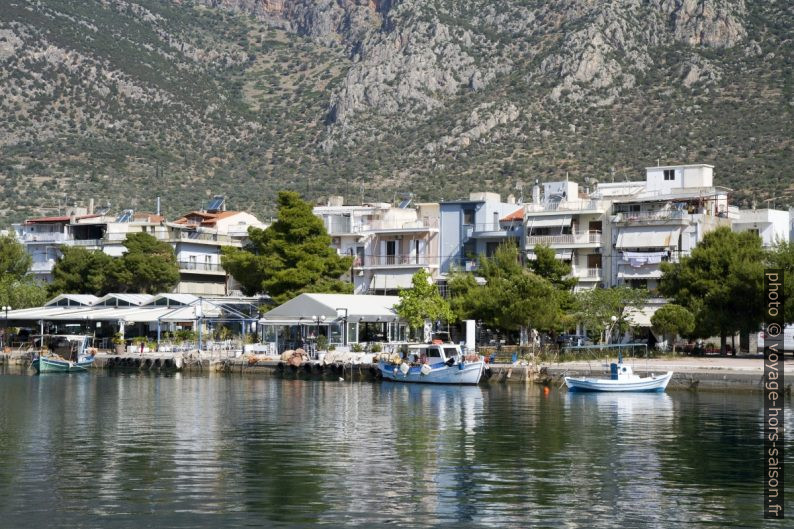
[316,334,328,351]
[351,343,363,352]
[370,342,382,353]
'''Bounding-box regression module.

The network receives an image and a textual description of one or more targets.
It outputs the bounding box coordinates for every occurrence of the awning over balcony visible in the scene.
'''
[370,271,416,290]
[526,249,573,260]
[526,215,572,228]
[615,226,680,249]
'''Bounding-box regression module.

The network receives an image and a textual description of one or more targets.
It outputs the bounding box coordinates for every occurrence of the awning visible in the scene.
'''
[526,215,572,228]
[370,272,415,290]
[618,266,663,279]
[616,227,680,249]
[625,305,664,327]
[261,293,400,324]
[526,249,573,260]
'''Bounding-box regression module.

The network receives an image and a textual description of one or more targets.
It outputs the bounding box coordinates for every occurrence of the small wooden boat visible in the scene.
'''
[379,342,485,385]
[565,361,672,392]
[31,335,95,375]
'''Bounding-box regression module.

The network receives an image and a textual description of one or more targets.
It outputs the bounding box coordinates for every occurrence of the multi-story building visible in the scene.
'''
[601,164,732,291]
[524,180,607,291]
[439,192,523,274]
[13,197,266,296]
[313,197,440,294]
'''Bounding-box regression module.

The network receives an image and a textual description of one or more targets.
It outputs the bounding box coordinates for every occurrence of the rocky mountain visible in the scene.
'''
[0,0,791,224]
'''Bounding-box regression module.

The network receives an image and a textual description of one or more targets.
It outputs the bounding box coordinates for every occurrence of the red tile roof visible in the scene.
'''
[174,210,240,227]
[500,208,524,222]
[26,214,100,224]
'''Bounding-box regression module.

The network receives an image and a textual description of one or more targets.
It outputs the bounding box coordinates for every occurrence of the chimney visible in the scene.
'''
[156,196,161,216]
[507,194,516,204]
[532,181,541,204]
[88,198,95,215]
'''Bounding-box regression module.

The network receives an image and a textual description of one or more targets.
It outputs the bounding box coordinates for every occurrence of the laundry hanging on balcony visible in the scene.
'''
[621,251,667,268]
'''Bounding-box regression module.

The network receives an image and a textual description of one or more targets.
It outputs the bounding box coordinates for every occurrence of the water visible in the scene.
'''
[0,368,791,528]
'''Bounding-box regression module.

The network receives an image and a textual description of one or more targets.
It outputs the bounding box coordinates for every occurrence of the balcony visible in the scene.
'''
[613,209,688,224]
[526,231,601,247]
[178,261,227,275]
[525,200,605,213]
[30,261,56,273]
[164,231,236,245]
[571,267,602,280]
[353,254,439,268]
[470,222,523,238]
[19,232,68,243]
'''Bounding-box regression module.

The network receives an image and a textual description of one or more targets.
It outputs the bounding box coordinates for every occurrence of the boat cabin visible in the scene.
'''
[406,344,462,366]
[610,362,637,380]
[35,335,92,362]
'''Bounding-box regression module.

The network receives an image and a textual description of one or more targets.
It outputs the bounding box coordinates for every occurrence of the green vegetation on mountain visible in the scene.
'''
[0,0,792,226]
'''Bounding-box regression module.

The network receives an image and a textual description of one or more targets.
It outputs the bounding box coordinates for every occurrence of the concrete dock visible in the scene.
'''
[2,350,789,392]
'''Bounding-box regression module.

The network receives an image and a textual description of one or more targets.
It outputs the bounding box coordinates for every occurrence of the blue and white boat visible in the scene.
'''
[379,342,485,385]
[564,359,672,392]
[32,335,95,374]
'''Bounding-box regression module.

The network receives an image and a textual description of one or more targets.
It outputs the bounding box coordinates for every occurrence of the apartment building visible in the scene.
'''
[731,208,790,248]
[14,197,266,296]
[313,196,440,294]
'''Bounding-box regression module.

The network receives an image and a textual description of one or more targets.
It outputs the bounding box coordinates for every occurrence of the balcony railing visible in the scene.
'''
[178,261,225,273]
[327,217,439,235]
[613,209,687,223]
[354,254,439,267]
[526,231,601,246]
[19,232,68,243]
[470,222,523,235]
[71,239,102,247]
[571,267,602,279]
[525,200,604,213]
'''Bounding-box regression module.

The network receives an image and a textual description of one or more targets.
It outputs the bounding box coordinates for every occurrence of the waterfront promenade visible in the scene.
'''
[2,349,788,391]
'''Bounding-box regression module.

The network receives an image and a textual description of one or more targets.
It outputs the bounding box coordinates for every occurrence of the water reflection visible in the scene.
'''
[0,372,791,527]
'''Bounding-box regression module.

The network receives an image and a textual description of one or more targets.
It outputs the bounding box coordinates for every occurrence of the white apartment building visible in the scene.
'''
[313,196,440,294]
[14,197,266,296]
[524,164,734,293]
[523,179,607,291]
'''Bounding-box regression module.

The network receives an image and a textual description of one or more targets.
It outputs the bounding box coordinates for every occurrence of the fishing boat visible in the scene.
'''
[31,335,96,374]
[378,341,485,385]
[564,357,672,392]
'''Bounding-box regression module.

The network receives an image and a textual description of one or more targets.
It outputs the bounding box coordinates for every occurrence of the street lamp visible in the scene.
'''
[336,308,348,345]
[1,306,10,348]
[607,315,618,344]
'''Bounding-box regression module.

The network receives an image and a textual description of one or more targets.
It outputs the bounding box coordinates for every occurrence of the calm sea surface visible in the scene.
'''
[0,367,791,528]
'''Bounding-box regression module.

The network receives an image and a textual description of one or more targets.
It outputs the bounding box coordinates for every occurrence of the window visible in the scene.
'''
[663,169,675,181]
[463,209,475,225]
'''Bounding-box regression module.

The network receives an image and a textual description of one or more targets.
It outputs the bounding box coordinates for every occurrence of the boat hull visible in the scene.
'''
[33,357,94,374]
[379,361,485,385]
[565,371,673,392]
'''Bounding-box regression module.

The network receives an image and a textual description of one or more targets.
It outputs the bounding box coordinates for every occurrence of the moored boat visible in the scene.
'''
[564,360,672,392]
[31,335,96,374]
[379,342,485,385]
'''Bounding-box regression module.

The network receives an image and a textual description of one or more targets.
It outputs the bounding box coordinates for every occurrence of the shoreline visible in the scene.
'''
[2,352,791,393]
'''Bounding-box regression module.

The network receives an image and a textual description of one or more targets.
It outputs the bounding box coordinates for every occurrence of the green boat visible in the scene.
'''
[31,335,95,374]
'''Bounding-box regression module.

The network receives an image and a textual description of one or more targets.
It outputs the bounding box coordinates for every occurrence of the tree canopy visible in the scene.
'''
[659,227,765,350]
[449,243,559,339]
[0,235,47,309]
[49,233,179,296]
[394,268,453,336]
[0,235,32,279]
[651,303,695,352]
[221,191,353,304]
[109,232,180,294]
[50,246,115,296]
[574,286,649,343]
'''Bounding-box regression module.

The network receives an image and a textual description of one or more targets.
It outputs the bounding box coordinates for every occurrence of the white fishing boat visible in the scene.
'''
[378,342,485,385]
[564,360,672,392]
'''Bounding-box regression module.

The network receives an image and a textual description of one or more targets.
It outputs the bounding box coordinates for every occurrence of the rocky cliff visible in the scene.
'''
[0,0,790,223]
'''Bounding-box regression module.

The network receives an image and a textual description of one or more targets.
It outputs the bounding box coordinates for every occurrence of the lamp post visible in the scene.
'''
[336,308,348,346]
[1,306,10,348]
[607,315,618,344]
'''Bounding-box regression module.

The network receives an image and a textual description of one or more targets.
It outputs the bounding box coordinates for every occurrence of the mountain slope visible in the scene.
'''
[0,0,792,225]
